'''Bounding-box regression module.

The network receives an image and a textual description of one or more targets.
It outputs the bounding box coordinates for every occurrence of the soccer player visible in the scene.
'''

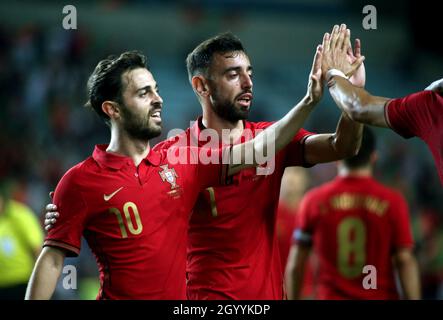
[44,27,365,300]
[26,44,326,300]
[285,127,421,300]
[164,27,364,300]
[320,26,443,185]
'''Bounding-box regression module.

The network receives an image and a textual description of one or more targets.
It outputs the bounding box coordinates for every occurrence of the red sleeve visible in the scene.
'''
[44,167,89,257]
[389,191,414,249]
[386,91,437,139]
[284,128,316,168]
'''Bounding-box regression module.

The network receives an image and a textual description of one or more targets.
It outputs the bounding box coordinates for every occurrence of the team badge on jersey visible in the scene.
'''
[159,164,179,189]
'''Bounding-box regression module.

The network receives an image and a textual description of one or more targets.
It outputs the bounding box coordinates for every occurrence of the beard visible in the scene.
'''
[120,104,162,141]
[209,86,250,124]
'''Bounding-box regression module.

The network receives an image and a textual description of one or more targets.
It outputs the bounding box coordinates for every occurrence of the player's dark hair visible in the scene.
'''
[85,51,148,125]
[186,32,246,83]
[343,127,376,169]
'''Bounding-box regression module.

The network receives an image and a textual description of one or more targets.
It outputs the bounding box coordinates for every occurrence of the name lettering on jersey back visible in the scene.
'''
[330,193,389,216]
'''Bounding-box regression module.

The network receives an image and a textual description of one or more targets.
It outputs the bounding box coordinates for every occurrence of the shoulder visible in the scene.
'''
[153,128,191,151]
[56,157,94,190]
[369,179,406,204]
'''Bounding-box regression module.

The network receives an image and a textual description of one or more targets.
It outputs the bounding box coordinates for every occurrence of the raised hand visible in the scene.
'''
[306,44,324,104]
[347,37,366,88]
[321,24,365,80]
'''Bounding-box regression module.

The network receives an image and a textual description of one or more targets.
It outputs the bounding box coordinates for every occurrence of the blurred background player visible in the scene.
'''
[277,167,317,299]
[285,127,421,300]
[0,179,43,299]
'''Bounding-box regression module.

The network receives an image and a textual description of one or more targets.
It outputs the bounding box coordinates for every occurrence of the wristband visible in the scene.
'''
[326,69,348,82]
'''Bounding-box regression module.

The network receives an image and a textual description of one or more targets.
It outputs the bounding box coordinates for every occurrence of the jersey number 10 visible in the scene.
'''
[109,202,143,238]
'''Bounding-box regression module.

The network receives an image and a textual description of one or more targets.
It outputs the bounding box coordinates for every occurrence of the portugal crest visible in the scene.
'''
[159,164,179,189]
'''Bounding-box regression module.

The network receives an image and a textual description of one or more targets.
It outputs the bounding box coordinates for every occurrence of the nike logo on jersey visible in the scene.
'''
[104,187,124,201]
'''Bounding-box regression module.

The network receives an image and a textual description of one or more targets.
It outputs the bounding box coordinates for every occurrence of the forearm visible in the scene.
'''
[25,247,65,300]
[229,96,316,175]
[285,245,309,300]
[331,112,364,158]
[286,263,305,300]
[329,76,390,127]
[396,256,421,300]
[258,95,317,155]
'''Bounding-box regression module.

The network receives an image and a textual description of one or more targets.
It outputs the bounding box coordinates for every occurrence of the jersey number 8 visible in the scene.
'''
[337,217,366,278]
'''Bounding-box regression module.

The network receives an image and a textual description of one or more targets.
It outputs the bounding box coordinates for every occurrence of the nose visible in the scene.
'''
[241,73,253,90]
[152,90,163,105]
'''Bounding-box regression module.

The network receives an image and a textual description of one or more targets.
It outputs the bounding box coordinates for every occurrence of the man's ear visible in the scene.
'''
[102,101,120,120]
[192,76,210,97]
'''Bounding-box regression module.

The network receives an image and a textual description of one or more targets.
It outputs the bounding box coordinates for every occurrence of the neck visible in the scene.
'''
[107,126,151,166]
[338,165,372,178]
[201,104,244,143]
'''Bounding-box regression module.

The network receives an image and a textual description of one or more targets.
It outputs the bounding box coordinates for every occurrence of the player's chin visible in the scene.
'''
[235,101,251,113]
[146,120,162,137]
[235,105,250,119]
[149,117,162,129]
[152,123,162,135]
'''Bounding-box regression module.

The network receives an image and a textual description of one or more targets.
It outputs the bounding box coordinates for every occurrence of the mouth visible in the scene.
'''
[150,110,162,122]
[236,93,253,108]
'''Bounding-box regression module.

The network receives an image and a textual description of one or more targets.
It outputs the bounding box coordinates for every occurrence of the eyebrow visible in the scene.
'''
[135,85,158,93]
[223,66,253,74]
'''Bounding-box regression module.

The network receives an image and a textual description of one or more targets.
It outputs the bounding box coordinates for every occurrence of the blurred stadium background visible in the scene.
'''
[0,0,442,299]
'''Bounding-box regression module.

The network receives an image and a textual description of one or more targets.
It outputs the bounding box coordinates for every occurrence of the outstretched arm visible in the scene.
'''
[228,44,324,176]
[328,76,390,127]
[25,246,66,300]
[320,23,390,128]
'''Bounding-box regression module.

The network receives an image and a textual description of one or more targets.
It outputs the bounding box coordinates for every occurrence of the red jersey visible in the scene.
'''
[386,90,443,184]
[295,176,413,300]
[155,118,314,299]
[45,144,226,300]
